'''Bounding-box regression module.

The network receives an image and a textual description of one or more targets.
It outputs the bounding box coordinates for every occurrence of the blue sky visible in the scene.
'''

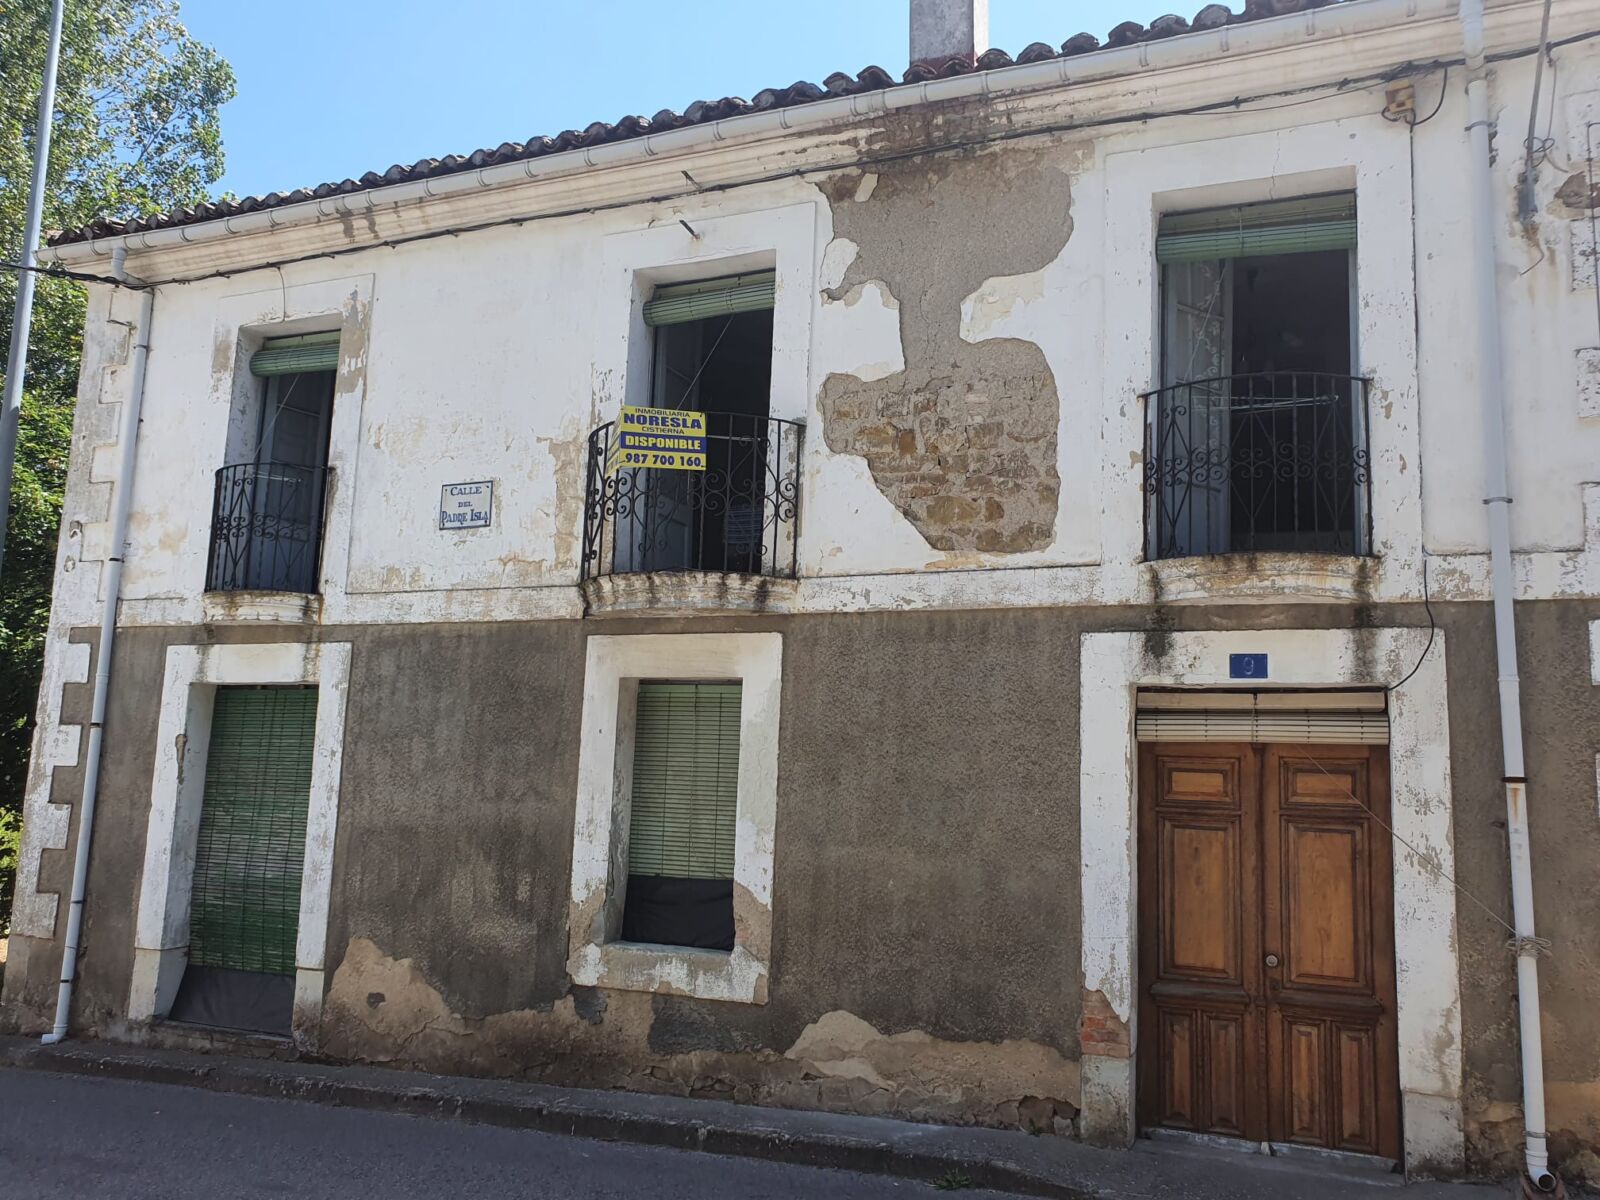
[180,1,1178,200]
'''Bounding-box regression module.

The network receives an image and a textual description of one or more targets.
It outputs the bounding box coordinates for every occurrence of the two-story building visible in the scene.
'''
[4,0,1599,1187]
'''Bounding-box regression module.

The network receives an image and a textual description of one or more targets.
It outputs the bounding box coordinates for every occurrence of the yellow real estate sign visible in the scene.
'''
[607,406,708,473]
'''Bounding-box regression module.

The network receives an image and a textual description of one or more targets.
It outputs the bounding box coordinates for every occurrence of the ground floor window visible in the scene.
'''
[621,681,741,950]
[168,685,318,1035]
[567,633,781,1004]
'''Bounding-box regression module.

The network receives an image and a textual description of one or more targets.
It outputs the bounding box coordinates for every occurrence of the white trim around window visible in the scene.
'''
[567,632,782,1005]
[128,640,351,1048]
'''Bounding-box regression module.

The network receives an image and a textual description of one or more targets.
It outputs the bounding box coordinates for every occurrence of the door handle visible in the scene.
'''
[1264,953,1281,968]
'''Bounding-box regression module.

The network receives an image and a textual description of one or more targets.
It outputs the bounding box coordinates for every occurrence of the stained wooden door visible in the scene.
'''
[1137,742,1399,1158]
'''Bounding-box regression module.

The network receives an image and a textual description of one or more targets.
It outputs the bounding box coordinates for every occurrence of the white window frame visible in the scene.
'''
[128,641,351,1047]
[567,632,781,1004]
[1101,120,1421,588]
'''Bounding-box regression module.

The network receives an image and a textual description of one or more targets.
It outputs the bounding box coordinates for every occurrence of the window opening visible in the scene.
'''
[620,681,741,951]
[618,272,776,574]
[209,334,338,593]
[1149,194,1366,558]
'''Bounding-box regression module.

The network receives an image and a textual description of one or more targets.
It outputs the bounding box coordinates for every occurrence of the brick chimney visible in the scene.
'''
[910,0,989,70]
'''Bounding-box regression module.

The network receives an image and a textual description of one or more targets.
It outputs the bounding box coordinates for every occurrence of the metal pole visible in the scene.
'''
[0,0,68,580]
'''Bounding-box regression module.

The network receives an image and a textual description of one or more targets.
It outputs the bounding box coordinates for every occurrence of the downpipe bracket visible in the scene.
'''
[1506,934,1553,958]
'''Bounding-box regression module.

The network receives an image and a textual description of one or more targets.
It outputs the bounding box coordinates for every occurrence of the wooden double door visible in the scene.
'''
[1137,742,1400,1158]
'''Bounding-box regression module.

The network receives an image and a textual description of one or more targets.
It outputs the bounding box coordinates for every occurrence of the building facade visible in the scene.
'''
[4,0,1599,1184]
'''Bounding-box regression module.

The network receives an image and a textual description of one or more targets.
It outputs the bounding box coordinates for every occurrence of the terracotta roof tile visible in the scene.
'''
[48,0,1346,247]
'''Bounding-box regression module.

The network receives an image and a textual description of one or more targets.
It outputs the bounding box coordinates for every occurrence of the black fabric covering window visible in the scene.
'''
[167,966,294,1036]
[620,876,735,950]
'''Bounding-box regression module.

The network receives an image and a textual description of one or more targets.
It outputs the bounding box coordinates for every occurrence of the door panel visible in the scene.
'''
[1164,820,1237,979]
[1281,822,1367,988]
[1261,746,1398,1155]
[1337,1022,1381,1149]
[1203,1011,1249,1137]
[1139,744,1264,1142]
[1158,1008,1197,1128]
[1139,742,1399,1158]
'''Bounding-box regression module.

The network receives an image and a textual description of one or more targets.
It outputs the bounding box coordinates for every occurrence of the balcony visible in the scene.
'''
[580,413,802,612]
[206,462,330,596]
[1142,373,1370,562]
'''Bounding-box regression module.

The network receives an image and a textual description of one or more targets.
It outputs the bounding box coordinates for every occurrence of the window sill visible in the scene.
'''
[1144,552,1379,605]
[580,571,797,618]
[202,590,322,625]
[567,938,768,1005]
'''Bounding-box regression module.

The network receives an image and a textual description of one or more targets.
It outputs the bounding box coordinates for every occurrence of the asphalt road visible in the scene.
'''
[0,1069,1020,1199]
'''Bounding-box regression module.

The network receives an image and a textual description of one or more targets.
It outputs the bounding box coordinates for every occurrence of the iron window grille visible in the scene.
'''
[581,413,803,581]
[206,462,331,594]
[1142,372,1371,560]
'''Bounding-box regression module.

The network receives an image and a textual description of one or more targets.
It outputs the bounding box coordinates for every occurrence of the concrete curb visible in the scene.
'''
[0,1037,1094,1199]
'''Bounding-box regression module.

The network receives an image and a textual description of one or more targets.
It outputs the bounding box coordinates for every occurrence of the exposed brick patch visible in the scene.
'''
[1078,989,1130,1060]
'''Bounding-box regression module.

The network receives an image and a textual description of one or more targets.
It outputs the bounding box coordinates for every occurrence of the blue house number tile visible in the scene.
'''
[1229,653,1269,679]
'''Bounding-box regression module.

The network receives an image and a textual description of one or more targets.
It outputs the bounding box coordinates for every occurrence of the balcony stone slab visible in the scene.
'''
[580,571,799,618]
[1144,553,1379,605]
[201,591,323,625]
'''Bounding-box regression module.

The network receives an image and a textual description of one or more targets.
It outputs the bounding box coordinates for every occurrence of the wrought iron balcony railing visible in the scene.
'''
[581,412,803,581]
[206,462,330,593]
[1142,372,1370,560]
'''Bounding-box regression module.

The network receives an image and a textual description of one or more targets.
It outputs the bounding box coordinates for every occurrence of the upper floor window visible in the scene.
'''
[206,332,337,594]
[1144,194,1370,559]
[582,271,804,583]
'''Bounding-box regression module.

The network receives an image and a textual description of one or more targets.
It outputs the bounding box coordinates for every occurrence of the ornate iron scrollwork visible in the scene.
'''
[1141,373,1371,559]
[581,413,804,581]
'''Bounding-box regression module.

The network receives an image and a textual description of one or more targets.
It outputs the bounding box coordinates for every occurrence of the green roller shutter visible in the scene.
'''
[189,686,319,976]
[643,271,775,327]
[1157,193,1356,263]
[627,682,741,879]
[250,331,341,377]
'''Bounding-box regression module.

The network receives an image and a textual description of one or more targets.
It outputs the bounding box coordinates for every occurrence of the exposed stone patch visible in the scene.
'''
[817,147,1073,553]
[321,938,1080,1131]
[786,1009,1080,1128]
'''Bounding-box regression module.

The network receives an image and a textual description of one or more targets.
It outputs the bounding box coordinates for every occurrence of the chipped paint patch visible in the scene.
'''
[322,939,1079,1130]
[961,267,1048,342]
[1578,348,1600,420]
[786,1010,1079,1127]
[818,237,860,291]
[536,416,588,573]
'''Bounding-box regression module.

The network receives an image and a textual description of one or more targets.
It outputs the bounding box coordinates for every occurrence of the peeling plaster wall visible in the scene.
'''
[816,145,1072,553]
[4,604,1597,1168]
[1417,51,1600,557]
[6,9,1600,1177]
[28,41,1600,624]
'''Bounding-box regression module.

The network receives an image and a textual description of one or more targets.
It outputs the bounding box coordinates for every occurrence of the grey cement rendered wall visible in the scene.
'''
[2,601,1597,1174]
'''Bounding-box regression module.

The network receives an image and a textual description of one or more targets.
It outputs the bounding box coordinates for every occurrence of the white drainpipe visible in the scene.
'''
[1457,0,1555,1190]
[41,247,153,1044]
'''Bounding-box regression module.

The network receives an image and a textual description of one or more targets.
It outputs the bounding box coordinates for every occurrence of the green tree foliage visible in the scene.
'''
[0,1,233,928]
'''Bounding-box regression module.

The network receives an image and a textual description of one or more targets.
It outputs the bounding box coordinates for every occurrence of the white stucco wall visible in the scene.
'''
[67,27,1594,628]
